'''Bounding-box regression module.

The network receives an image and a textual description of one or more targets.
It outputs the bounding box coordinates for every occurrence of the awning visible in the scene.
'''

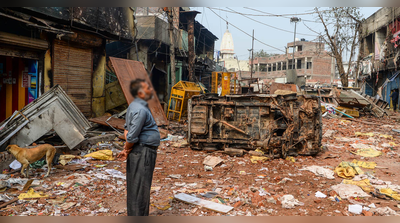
[109,57,168,126]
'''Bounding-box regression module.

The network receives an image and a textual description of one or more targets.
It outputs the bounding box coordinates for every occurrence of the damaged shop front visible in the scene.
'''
[0,7,136,122]
[188,93,322,159]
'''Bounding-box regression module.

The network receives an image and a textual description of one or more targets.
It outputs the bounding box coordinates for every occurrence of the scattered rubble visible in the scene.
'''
[1,88,400,216]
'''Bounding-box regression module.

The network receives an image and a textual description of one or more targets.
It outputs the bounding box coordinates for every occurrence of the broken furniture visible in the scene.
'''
[188,93,322,159]
[0,85,91,150]
[167,81,205,121]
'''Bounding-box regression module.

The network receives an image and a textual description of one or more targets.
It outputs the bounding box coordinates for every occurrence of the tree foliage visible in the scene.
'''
[253,49,279,58]
[314,7,362,87]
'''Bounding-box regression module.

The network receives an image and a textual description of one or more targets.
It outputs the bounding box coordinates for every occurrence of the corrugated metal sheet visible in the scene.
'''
[0,85,91,149]
[109,57,168,126]
[53,40,93,117]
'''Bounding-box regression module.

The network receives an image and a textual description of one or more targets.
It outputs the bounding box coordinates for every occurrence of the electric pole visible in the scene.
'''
[286,17,300,84]
[249,29,254,92]
[167,7,176,86]
[290,17,300,70]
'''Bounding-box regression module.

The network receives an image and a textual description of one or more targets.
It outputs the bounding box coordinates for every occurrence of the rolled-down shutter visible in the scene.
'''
[53,40,92,117]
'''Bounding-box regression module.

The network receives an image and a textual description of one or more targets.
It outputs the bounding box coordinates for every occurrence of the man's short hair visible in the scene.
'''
[130,79,146,97]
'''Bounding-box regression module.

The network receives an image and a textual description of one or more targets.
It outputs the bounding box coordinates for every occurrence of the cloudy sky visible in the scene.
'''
[192,7,381,60]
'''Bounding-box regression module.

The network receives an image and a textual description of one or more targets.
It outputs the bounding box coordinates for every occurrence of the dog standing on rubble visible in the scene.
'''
[6,144,56,178]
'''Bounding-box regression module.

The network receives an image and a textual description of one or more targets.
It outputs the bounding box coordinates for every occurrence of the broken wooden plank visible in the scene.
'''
[90,115,168,138]
[89,116,125,130]
[224,148,244,157]
[249,150,264,156]
[174,193,233,213]
[0,198,18,209]
[21,179,34,192]
[54,164,86,171]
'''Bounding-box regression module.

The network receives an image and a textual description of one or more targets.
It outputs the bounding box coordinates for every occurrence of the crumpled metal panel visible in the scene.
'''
[188,93,322,159]
[0,85,91,149]
[109,57,168,126]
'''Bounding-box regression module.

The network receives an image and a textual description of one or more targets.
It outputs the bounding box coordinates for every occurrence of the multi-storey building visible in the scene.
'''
[244,39,334,85]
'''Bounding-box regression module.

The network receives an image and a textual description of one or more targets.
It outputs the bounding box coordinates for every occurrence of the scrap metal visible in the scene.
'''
[188,93,322,159]
[109,57,168,126]
[0,85,91,149]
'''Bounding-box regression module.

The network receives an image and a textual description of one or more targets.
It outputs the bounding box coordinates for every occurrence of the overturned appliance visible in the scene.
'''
[0,85,91,150]
[188,93,322,159]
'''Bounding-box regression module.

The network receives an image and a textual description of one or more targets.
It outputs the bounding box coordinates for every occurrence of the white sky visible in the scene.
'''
[193,7,381,60]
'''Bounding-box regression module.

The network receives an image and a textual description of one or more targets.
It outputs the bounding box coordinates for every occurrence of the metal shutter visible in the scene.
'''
[53,40,92,117]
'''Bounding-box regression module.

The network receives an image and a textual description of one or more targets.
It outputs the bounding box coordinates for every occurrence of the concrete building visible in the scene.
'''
[359,7,400,106]
[244,40,334,85]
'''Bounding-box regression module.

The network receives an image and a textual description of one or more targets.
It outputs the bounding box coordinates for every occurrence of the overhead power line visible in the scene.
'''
[208,7,285,53]
[243,7,331,16]
[243,7,322,23]
[225,7,317,37]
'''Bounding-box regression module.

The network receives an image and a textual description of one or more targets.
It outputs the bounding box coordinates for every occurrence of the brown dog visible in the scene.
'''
[6,144,56,178]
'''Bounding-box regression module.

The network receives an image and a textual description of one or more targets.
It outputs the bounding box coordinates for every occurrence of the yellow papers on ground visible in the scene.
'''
[83,150,114,161]
[250,156,269,163]
[18,188,48,200]
[351,159,377,169]
[351,148,382,157]
[335,161,364,179]
[343,179,375,193]
[379,188,400,201]
[379,134,393,140]
[355,132,374,137]
[285,156,296,162]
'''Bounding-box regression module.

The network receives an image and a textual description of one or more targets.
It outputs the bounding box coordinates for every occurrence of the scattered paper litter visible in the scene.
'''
[299,165,335,179]
[315,191,327,198]
[331,184,371,199]
[203,156,224,168]
[348,204,363,214]
[279,195,304,209]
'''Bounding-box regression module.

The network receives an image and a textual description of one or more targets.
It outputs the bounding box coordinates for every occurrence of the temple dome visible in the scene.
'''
[220,29,234,56]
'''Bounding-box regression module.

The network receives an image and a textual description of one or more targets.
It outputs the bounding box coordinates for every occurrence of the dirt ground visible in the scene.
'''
[1,116,400,216]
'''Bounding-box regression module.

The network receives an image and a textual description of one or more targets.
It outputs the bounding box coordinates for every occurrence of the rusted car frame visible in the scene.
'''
[188,93,322,159]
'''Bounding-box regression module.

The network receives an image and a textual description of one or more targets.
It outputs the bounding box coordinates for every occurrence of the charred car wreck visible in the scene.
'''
[188,93,322,159]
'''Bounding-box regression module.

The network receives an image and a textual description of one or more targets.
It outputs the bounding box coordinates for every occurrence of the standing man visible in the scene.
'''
[117,79,160,216]
[390,89,399,112]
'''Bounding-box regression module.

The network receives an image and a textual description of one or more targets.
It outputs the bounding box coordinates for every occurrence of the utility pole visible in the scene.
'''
[182,11,200,82]
[287,17,300,84]
[167,8,176,86]
[290,17,300,70]
[249,29,254,92]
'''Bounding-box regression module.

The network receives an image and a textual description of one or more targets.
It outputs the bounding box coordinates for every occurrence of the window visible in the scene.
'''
[282,62,287,70]
[307,62,312,69]
[297,59,302,69]
[272,64,277,71]
[268,64,272,72]
[297,46,303,52]
[277,63,281,71]
[260,64,267,72]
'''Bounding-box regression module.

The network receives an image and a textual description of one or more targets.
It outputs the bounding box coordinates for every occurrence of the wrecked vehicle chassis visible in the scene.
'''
[188,93,322,158]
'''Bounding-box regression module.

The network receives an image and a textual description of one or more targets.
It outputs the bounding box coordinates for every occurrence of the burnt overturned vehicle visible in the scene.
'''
[187,93,322,159]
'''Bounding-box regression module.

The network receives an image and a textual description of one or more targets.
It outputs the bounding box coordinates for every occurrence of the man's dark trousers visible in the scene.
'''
[126,144,157,216]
